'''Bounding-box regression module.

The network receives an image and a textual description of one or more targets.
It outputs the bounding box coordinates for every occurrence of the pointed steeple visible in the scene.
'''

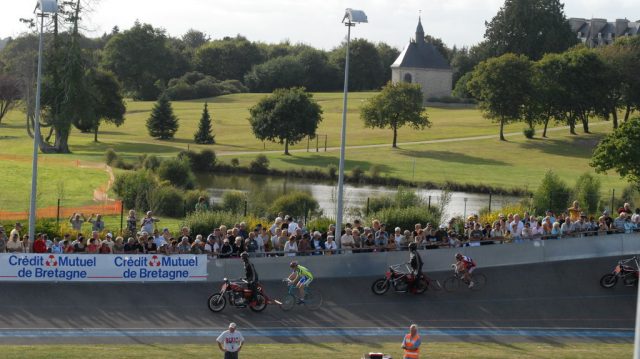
[416,14,425,44]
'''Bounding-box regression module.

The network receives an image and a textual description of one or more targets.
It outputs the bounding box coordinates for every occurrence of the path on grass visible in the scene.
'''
[0,256,633,345]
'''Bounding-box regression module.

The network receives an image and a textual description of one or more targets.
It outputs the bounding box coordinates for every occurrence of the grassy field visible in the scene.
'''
[0,342,631,359]
[0,92,629,214]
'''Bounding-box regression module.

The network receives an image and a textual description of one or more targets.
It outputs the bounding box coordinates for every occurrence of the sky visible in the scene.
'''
[1,0,639,50]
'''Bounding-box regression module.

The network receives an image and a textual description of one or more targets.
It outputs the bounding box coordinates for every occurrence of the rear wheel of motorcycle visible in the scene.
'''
[600,274,618,288]
[249,294,267,312]
[371,278,389,295]
[414,277,428,294]
[208,294,226,312]
[280,294,295,311]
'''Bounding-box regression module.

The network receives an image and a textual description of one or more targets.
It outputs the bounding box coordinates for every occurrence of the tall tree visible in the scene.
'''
[248,87,323,155]
[360,81,431,148]
[194,102,215,144]
[194,35,264,81]
[330,39,384,91]
[181,29,210,49]
[484,0,577,60]
[591,117,640,190]
[88,69,126,142]
[0,74,21,123]
[531,53,567,137]
[147,93,179,140]
[467,53,532,141]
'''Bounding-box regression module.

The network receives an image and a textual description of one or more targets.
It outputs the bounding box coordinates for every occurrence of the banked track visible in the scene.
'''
[0,256,635,344]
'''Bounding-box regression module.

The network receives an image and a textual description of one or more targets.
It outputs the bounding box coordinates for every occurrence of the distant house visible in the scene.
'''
[391,17,452,103]
[569,18,640,47]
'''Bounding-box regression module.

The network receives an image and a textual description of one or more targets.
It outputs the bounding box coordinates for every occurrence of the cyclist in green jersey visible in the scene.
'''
[288,261,314,302]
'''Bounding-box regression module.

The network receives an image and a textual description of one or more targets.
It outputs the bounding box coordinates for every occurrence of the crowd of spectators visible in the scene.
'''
[0,201,638,256]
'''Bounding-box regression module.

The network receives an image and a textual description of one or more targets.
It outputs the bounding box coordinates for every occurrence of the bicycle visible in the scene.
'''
[280,279,323,311]
[443,265,487,292]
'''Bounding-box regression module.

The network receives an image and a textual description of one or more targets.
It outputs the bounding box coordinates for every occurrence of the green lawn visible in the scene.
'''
[0,342,631,359]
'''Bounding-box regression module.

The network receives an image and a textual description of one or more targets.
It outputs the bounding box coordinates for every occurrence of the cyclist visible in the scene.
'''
[288,261,314,303]
[407,242,424,293]
[455,253,477,288]
[241,252,259,302]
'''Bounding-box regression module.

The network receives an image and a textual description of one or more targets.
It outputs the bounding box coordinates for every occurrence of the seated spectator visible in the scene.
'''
[297,233,310,255]
[99,241,111,254]
[341,229,355,254]
[521,222,534,239]
[311,231,325,255]
[219,238,233,258]
[33,234,47,253]
[113,237,125,254]
[325,235,338,255]
[74,236,87,253]
[284,235,298,257]
[191,239,204,254]
[6,233,22,253]
[393,227,405,249]
[178,237,191,254]
[86,238,99,254]
[618,202,633,215]
[613,212,628,232]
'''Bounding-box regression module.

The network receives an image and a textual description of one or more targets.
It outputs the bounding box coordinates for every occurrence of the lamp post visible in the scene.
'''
[28,0,58,243]
[335,8,367,245]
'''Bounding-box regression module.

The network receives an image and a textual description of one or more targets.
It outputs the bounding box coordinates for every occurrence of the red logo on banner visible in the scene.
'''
[45,255,58,267]
[148,255,161,267]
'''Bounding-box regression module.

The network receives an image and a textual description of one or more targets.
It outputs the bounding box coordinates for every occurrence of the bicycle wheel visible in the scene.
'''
[304,290,323,310]
[443,276,461,292]
[471,273,487,290]
[600,274,618,288]
[429,278,443,291]
[280,294,296,311]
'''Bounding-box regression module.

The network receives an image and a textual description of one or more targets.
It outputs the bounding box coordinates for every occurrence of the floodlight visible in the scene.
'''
[37,0,58,13]
[343,8,368,24]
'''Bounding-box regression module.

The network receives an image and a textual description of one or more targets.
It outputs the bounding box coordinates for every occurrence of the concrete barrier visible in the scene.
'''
[206,232,640,281]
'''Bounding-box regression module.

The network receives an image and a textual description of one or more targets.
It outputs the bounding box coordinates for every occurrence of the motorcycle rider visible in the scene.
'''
[241,252,259,303]
[407,242,424,293]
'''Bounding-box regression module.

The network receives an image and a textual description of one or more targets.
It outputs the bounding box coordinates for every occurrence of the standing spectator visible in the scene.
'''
[401,324,421,359]
[232,237,244,257]
[88,214,105,232]
[219,238,233,258]
[375,224,389,248]
[0,227,7,253]
[69,213,86,232]
[191,238,204,254]
[521,222,534,239]
[217,322,244,359]
[195,196,209,212]
[237,222,249,239]
[341,228,355,254]
[102,233,115,251]
[310,231,325,255]
[179,226,193,244]
[286,216,299,235]
[613,212,628,232]
[6,233,22,253]
[270,217,283,236]
[123,237,137,254]
[178,237,191,254]
[141,211,160,234]
[86,238,99,254]
[567,201,582,222]
[362,233,376,252]
[126,210,138,235]
[63,240,74,253]
[469,223,484,245]
[51,239,63,254]
[353,219,364,234]
[325,235,338,255]
[22,234,31,253]
[99,241,111,254]
[393,227,406,249]
[284,235,298,257]
[145,235,158,254]
[33,234,47,253]
[490,223,505,242]
[560,217,574,236]
[256,227,267,254]
[297,233,310,255]
[9,223,22,242]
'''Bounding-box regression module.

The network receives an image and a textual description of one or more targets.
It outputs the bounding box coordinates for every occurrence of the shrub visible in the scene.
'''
[249,154,270,174]
[327,164,337,179]
[105,148,118,166]
[142,155,161,171]
[620,185,639,209]
[369,164,382,178]
[368,196,395,213]
[183,211,244,237]
[230,158,240,168]
[222,190,247,214]
[523,127,535,139]
[533,170,571,215]
[150,184,185,218]
[157,157,196,189]
[394,186,424,208]
[370,206,441,232]
[350,166,365,182]
[197,149,217,172]
[573,173,601,215]
[269,191,321,219]
[307,217,334,233]
[479,203,530,225]
[113,170,158,210]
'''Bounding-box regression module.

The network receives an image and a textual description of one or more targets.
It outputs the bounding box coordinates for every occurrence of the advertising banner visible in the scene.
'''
[0,254,208,282]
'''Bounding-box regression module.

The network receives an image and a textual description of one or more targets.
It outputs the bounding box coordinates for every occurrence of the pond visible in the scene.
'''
[196,174,520,223]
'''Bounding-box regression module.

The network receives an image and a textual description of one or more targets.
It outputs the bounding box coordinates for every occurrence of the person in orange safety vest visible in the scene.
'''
[401,324,421,359]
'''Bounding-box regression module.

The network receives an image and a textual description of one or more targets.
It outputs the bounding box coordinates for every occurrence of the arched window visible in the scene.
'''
[403,73,412,83]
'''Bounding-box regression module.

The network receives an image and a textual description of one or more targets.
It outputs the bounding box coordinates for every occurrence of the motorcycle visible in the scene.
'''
[207,278,272,312]
[600,257,639,288]
[371,263,440,295]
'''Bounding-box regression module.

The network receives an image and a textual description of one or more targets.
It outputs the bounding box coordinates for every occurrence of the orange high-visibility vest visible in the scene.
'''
[403,333,421,359]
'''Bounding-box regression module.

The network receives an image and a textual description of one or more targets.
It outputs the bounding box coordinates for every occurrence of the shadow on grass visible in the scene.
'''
[518,134,603,159]
[396,149,508,166]
[279,154,391,172]
[71,140,183,155]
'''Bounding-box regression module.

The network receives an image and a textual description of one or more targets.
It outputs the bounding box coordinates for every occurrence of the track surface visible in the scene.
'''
[0,256,635,344]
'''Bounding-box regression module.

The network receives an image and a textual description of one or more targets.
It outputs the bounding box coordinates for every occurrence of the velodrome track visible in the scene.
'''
[0,256,635,344]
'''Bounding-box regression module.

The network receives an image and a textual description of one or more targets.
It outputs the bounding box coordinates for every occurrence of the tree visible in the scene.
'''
[484,0,577,60]
[0,74,21,123]
[194,36,264,81]
[248,87,323,155]
[573,173,601,215]
[533,170,571,215]
[147,93,179,140]
[88,69,126,142]
[375,42,401,84]
[330,39,384,91]
[590,117,640,190]
[467,53,532,141]
[194,102,215,144]
[360,81,431,148]
[181,29,210,49]
[532,53,567,137]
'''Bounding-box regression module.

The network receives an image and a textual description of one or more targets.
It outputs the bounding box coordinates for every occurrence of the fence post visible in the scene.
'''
[307,136,310,152]
[119,203,124,235]
[184,200,187,217]
[56,198,61,229]
[316,136,319,152]
[463,198,468,220]
[324,135,327,152]
[244,201,248,217]
[488,192,492,213]
[611,189,615,212]
[428,196,431,209]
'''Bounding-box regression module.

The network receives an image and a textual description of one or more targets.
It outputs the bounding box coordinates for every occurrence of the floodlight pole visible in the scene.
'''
[335,20,354,247]
[635,282,640,359]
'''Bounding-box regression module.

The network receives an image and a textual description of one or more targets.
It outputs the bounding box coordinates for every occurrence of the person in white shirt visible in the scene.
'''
[510,215,524,237]
[217,322,244,359]
[340,228,355,254]
[287,217,299,235]
[324,235,338,254]
[284,235,298,257]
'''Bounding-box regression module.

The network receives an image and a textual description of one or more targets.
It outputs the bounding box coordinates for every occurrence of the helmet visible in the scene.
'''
[455,253,463,260]
[289,261,298,268]
[240,252,249,260]
[408,242,417,251]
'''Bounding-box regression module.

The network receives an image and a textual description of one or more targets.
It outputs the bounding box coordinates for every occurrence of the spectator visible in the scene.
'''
[362,233,376,252]
[191,238,204,254]
[141,211,160,234]
[195,196,209,212]
[270,228,281,254]
[179,226,193,244]
[613,212,628,232]
[21,234,31,253]
[284,235,298,257]
[123,237,137,254]
[51,238,63,254]
[353,219,364,234]
[386,236,397,251]
[393,227,406,249]
[490,223,505,242]
[238,222,249,239]
[521,222,534,239]
[270,217,283,236]
[205,235,219,256]
[375,223,389,248]
[63,240,74,253]
[154,229,168,249]
[560,217,573,236]
[6,233,22,253]
[602,210,614,229]
[69,213,86,232]
[351,229,362,252]
[88,214,105,232]
[217,322,244,359]
[144,234,158,254]
[341,228,355,254]
[286,216,299,234]
[325,235,338,254]
[311,231,325,255]
[618,202,633,215]
[9,223,22,242]
[256,228,268,254]
[232,236,244,257]
[33,234,47,253]
[178,237,191,254]
[219,238,233,258]
[469,223,484,244]
[99,241,111,254]
[0,228,7,253]
[87,238,100,254]
[126,210,137,235]
[551,222,561,238]
[297,233,310,255]
[102,233,115,251]
[74,236,87,253]
[263,234,273,254]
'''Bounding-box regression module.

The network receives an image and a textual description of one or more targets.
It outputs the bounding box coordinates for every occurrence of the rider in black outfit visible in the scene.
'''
[408,242,424,292]
[241,252,259,301]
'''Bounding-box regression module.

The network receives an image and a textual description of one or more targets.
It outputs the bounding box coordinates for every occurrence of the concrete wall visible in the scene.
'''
[207,233,640,281]
[391,66,453,101]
